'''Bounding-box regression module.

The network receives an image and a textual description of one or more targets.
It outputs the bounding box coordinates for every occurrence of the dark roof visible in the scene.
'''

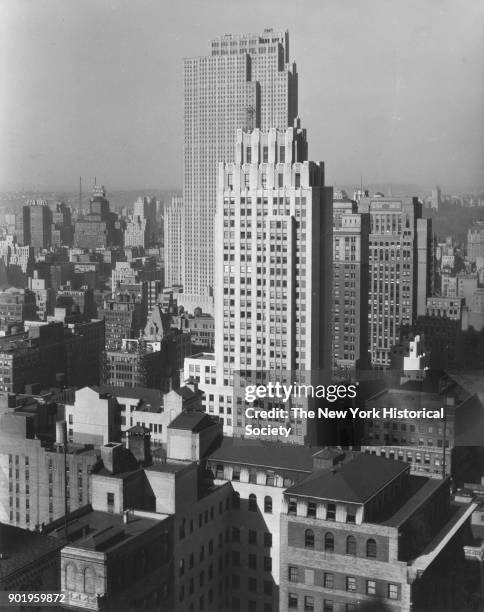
[285,454,409,504]
[174,386,202,400]
[94,385,163,407]
[209,437,322,472]
[0,523,61,581]
[168,411,217,433]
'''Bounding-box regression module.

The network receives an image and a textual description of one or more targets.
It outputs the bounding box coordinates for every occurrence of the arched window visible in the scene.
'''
[232,492,240,509]
[304,529,314,549]
[179,558,185,576]
[83,567,95,594]
[264,496,272,513]
[65,563,77,590]
[346,535,357,555]
[324,532,334,552]
[248,494,257,512]
[366,538,377,558]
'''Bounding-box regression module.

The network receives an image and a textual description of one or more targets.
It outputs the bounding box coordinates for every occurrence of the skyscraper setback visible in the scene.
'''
[182,29,298,308]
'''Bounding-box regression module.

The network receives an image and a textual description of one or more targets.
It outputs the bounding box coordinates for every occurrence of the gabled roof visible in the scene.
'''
[285,454,409,504]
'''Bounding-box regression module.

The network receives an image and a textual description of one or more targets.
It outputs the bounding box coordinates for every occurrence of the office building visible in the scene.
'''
[183,28,298,308]
[0,397,98,530]
[332,197,369,371]
[279,453,476,612]
[74,186,120,249]
[357,196,431,368]
[164,195,184,289]
[22,200,52,249]
[467,221,484,263]
[213,124,333,444]
[0,287,37,324]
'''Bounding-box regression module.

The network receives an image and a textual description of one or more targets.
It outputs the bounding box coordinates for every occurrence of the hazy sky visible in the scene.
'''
[1,0,483,192]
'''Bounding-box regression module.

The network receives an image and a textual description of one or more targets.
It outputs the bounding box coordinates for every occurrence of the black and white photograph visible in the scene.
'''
[0,1,484,611]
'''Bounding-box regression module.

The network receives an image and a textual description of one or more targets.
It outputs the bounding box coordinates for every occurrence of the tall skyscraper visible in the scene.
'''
[23,200,52,248]
[183,28,298,309]
[332,194,369,371]
[214,124,333,445]
[164,196,184,288]
[358,196,431,369]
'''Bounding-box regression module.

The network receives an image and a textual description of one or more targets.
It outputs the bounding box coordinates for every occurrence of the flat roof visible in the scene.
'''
[61,509,167,553]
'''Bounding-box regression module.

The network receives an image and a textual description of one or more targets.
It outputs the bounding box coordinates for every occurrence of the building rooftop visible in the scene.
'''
[209,437,322,473]
[285,454,409,504]
[188,352,215,361]
[94,385,164,410]
[0,523,62,581]
[54,509,166,553]
[168,411,217,433]
[381,476,442,527]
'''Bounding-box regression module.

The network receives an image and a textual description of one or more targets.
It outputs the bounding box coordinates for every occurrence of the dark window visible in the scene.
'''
[324,532,334,552]
[323,602,334,612]
[366,538,377,558]
[288,593,298,609]
[288,566,298,582]
[324,573,334,588]
[307,501,316,517]
[248,494,257,512]
[304,529,314,549]
[232,492,240,509]
[249,530,257,545]
[232,527,240,542]
[288,497,297,515]
[264,532,272,547]
[248,553,257,569]
[248,577,257,592]
[326,503,336,520]
[264,556,272,572]
[264,496,272,513]
[346,535,357,555]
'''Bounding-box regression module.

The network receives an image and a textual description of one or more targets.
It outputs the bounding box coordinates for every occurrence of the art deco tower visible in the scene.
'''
[214,124,333,445]
[182,29,298,310]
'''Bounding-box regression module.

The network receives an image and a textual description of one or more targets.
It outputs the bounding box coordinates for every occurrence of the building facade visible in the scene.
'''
[183,28,298,305]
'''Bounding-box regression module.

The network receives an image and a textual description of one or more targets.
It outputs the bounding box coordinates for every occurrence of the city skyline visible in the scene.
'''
[1,0,483,192]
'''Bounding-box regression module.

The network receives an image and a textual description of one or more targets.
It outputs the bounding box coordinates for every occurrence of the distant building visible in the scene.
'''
[360,382,481,482]
[74,186,121,249]
[0,319,104,393]
[0,287,37,324]
[467,220,484,263]
[358,196,432,368]
[102,332,190,392]
[164,196,184,288]
[23,200,52,249]
[333,198,369,370]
